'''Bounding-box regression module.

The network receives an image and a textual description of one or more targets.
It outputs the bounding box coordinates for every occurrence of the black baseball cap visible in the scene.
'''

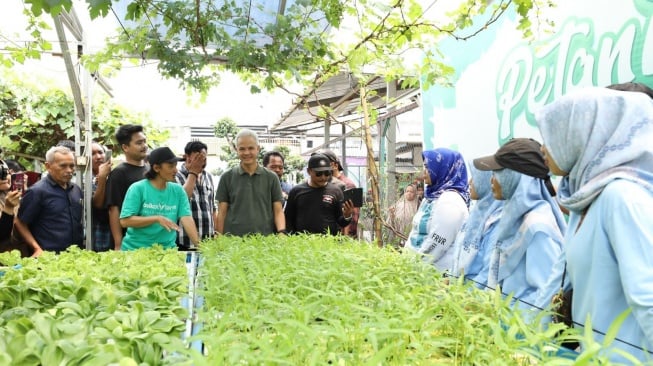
[308,154,332,172]
[473,138,556,196]
[148,147,184,165]
[321,150,343,171]
[473,138,549,178]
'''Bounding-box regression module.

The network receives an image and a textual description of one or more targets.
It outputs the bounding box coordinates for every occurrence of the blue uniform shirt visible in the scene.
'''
[568,180,653,362]
[17,175,84,252]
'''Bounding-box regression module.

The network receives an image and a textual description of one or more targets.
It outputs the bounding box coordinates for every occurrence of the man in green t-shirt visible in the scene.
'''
[216,129,285,236]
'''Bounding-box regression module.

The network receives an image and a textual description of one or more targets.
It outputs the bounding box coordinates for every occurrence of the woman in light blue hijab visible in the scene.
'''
[473,138,567,313]
[451,166,503,287]
[406,148,470,272]
[537,87,653,363]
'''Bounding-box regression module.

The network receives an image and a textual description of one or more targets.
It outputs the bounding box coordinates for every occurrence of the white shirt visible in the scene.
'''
[405,190,469,272]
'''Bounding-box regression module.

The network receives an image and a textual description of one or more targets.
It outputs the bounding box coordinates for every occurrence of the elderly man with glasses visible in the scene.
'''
[284,154,354,235]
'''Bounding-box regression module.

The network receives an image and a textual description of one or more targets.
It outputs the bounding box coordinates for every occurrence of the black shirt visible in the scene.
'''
[0,210,13,242]
[106,162,147,209]
[284,182,350,235]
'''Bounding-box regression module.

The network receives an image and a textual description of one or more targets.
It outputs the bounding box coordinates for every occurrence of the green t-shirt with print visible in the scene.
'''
[120,179,191,250]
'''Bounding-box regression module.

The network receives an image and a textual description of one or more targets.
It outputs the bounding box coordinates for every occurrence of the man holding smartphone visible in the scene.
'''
[284,154,354,235]
[321,150,360,238]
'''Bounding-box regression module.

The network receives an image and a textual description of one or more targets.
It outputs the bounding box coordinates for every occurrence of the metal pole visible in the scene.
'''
[324,118,331,147]
[53,9,97,250]
[341,123,347,172]
[52,16,84,121]
[82,58,93,251]
[386,80,397,205]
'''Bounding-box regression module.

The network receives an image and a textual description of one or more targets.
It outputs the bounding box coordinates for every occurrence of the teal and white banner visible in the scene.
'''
[422,0,653,160]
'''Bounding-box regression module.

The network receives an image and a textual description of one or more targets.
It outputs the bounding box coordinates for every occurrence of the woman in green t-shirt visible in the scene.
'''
[119,147,200,251]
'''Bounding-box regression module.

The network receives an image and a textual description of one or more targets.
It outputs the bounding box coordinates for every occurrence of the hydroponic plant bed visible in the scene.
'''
[0,247,195,365]
[1,236,635,365]
[195,235,579,365]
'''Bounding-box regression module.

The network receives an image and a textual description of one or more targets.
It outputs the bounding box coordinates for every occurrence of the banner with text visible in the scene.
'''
[422,0,653,160]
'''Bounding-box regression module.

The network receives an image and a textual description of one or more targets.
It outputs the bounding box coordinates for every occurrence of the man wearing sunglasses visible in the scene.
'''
[284,154,354,235]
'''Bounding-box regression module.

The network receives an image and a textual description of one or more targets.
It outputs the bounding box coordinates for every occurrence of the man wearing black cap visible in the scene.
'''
[321,149,359,238]
[284,154,354,235]
[319,150,346,191]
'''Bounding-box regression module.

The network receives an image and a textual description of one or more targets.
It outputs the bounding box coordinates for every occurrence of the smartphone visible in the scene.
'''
[105,149,112,163]
[11,173,25,193]
[25,171,41,188]
[343,187,364,207]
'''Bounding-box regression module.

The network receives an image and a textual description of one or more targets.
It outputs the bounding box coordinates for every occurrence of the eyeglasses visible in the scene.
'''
[314,170,332,177]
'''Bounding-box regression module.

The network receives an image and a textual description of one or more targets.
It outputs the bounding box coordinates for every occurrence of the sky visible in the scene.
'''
[0,0,298,128]
[106,65,297,127]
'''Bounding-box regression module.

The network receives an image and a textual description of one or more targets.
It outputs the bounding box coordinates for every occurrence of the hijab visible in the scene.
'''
[488,169,567,284]
[390,185,419,235]
[452,167,503,274]
[536,87,653,212]
[422,148,470,206]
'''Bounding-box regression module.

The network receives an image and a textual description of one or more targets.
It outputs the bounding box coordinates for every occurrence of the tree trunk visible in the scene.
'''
[360,86,383,247]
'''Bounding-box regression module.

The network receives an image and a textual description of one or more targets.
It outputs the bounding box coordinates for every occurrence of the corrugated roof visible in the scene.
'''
[112,0,327,49]
[271,72,419,133]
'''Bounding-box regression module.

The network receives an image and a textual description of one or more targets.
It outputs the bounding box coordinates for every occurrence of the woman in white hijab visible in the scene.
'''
[537,87,653,363]
[387,184,419,247]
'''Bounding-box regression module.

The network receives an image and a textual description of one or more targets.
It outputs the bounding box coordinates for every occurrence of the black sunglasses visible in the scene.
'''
[314,170,332,177]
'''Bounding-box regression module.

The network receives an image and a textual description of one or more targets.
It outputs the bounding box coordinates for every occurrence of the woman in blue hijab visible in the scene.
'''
[451,166,504,287]
[537,87,653,363]
[473,138,567,313]
[405,148,470,272]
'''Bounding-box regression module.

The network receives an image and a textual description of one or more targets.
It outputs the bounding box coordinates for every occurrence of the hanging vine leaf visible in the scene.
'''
[8,0,553,95]
[0,71,170,168]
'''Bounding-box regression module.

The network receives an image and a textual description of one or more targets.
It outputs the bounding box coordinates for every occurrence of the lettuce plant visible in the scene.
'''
[0,247,194,365]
